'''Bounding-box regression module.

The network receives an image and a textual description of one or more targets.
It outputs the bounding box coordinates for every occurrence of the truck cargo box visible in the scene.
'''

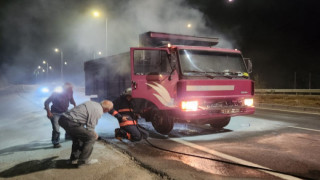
[84,52,131,101]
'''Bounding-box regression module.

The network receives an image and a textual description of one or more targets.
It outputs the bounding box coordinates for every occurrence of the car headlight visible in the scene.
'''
[41,87,49,93]
[181,101,198,111]
[244,98,254,107]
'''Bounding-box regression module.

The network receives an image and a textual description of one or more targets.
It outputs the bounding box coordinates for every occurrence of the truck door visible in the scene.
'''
[130,47,178,110]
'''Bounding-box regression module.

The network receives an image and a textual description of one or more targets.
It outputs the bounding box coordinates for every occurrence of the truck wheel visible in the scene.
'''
[210,117,231,129]
[151,109,174,134]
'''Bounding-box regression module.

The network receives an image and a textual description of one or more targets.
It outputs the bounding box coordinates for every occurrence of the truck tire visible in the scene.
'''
[151,108,174,134]
[210,117,231,129]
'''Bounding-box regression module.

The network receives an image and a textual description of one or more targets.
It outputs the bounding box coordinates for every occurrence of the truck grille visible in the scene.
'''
[200,99,244,110]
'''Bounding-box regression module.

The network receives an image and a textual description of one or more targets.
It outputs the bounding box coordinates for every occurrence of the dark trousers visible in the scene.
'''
[122,124,149,142]
[59,116,96,163]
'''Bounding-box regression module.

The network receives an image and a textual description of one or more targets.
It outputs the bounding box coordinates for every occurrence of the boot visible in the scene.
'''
[115,128,128,141]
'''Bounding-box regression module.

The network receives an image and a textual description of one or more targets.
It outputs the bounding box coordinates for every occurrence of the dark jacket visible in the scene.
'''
[112,95,137,123]
[44,91,75,113]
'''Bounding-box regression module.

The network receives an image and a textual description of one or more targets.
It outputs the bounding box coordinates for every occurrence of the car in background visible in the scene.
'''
[35,82,63,97]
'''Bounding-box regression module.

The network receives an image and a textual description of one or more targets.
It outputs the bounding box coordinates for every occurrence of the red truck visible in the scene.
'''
[84,32,255,134]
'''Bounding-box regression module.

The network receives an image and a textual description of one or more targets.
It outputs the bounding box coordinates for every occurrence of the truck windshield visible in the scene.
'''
[179,50,248,78]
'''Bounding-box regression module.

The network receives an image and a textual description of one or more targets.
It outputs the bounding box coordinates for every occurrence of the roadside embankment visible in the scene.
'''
[255,94,320,114]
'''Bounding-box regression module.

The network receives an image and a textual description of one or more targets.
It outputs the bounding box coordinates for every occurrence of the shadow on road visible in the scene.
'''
[0,156,77,178]
[0,141,54,156]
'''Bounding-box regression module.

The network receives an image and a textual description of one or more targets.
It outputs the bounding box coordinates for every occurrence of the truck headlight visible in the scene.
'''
[244,98,254,107]
[181,101,198,111]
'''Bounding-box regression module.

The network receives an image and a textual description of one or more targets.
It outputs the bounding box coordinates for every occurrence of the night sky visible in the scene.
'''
[0,0,319,88]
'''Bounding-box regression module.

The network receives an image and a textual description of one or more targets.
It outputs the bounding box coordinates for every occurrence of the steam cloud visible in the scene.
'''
[0,0,234,86]
[71,0,234,56]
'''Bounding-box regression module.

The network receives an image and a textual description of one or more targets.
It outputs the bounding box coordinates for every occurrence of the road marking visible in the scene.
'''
[255,107,320,116]
[170,138,301,180]
[288,126,320,132]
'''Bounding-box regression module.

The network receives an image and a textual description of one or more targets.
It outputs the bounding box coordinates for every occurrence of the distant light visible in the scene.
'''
[92,11,100,18]
[38,66,41,69]
[235,49,238,51]
[187,23,192,28]
[49,66,52,70]
[54,86,63,93]
[64,61,67,65]
[43,60,46,64]
[42,69,45,72]
[98,51,102,55]
[229,0,233,2]
[41,87,49,93]
[168,43,171,48]
[54,48,59,52]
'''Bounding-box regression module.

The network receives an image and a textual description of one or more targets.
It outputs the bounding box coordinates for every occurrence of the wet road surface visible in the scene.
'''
[103,108,320,179]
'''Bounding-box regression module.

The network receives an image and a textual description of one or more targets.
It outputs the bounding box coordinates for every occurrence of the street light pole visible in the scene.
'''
[105,18,108,56]
[55,48,64,81]
[92,10,108,56]
[61,51,64,81]
[43,60,49,81]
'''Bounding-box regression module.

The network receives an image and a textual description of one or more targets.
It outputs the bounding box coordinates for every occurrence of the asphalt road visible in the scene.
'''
[104,106,320,179]
[0,85,319,180]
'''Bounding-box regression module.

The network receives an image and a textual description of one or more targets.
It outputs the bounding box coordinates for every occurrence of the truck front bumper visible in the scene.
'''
[171,106,255,123]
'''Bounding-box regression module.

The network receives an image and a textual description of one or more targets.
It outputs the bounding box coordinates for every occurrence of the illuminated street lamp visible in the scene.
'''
[64,61,67,65]
[91,10,108,56]
[93,51,102,59]
[92,11,100,18]
[43,60,49,80]
[54,48,64,81]
[187,23,192,28]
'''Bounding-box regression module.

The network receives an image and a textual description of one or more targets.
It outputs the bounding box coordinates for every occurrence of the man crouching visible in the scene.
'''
[58,100,113,166]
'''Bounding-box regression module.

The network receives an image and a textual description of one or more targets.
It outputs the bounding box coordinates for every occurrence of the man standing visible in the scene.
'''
[59,100,116,165]
[44,82,76,148]
[112,88,149,142]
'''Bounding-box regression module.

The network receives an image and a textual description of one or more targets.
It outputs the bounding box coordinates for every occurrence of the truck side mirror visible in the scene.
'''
[244,58,252,73]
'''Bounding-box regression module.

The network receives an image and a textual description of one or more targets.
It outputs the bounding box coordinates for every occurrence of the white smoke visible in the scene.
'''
[0,0,235,85]
[69,0,234,56]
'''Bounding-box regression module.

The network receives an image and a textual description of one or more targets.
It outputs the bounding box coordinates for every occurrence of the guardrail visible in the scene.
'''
[255,89,320,95]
